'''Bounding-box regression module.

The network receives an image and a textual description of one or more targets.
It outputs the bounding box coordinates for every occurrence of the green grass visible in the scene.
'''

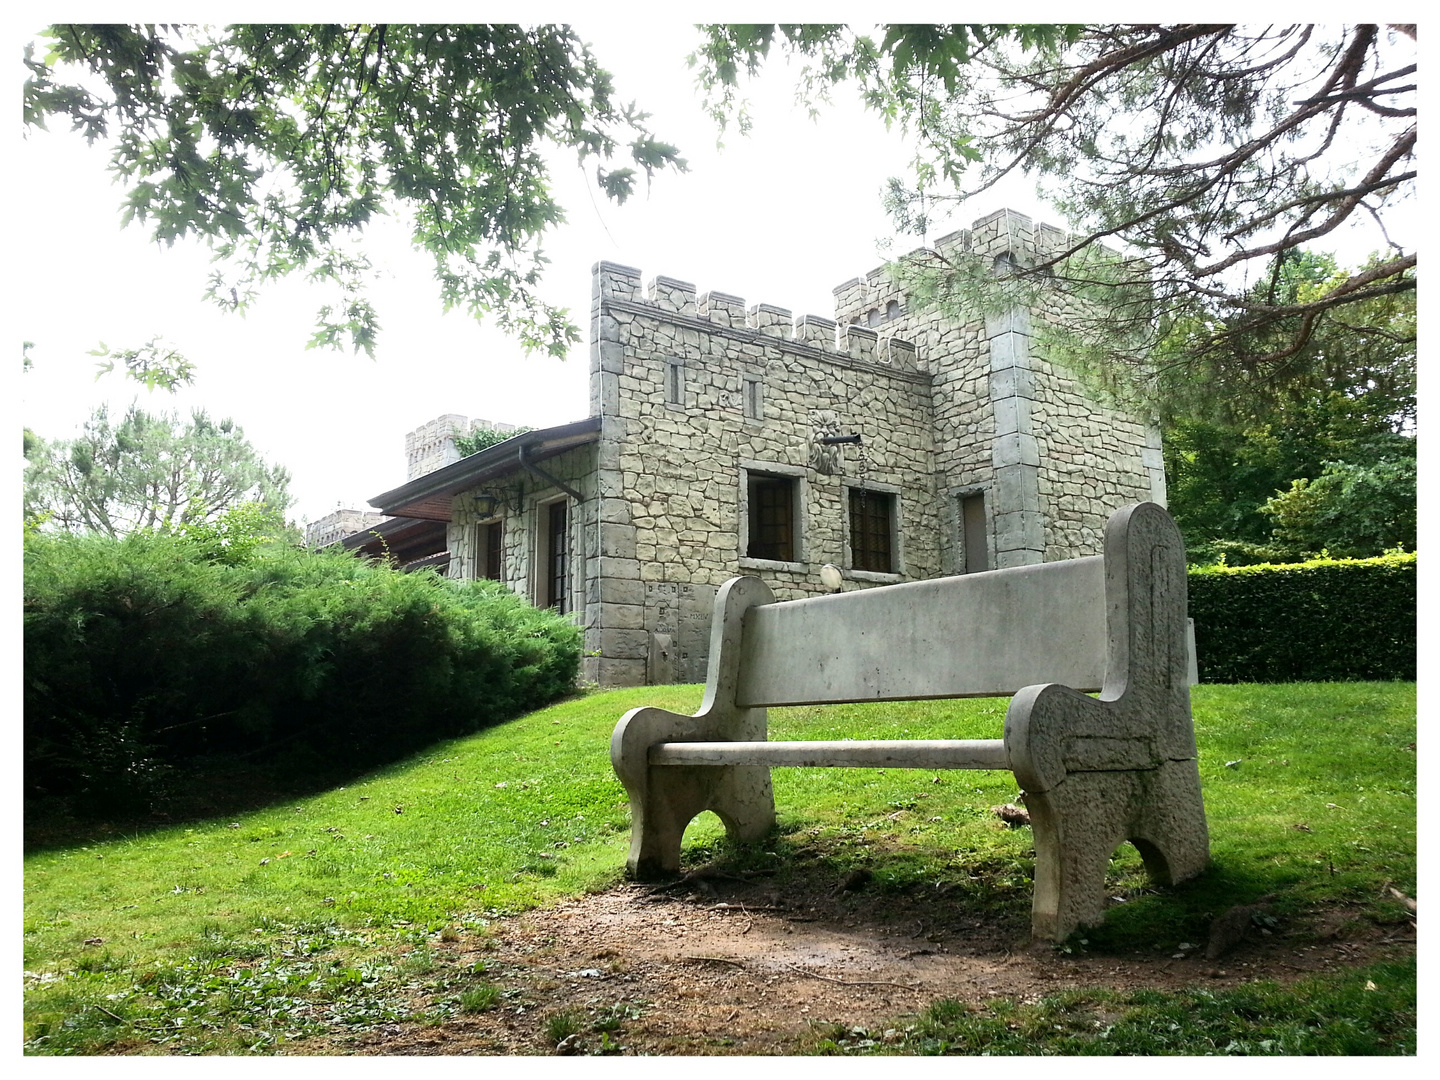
[810,958,1416,1055]
[24,681,1415,1054]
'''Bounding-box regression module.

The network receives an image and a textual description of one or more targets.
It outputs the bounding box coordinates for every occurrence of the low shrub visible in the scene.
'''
[1188,551,1415,682]
[24,529,581,815]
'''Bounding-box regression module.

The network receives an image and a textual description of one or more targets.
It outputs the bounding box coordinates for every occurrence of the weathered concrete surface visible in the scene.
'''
[611,576,776,877]
[612,502,1209,940]
[649,739,1008,770]
[1006,501,1208,938]
[737,556,1106,706]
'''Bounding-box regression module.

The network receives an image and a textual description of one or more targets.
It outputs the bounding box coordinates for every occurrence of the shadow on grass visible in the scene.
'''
[668,825,1344,954]
[24,754,403,855]
[26,690,604,857]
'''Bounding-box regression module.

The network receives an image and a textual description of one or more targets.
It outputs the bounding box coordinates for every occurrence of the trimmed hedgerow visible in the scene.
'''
[23,530,581,815]
[1188,552,1415,683]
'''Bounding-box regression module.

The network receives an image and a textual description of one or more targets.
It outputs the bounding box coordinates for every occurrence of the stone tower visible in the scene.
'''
[832,208,1166,571]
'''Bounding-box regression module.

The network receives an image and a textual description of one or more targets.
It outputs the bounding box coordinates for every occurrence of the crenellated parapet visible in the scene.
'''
[831,208,1101,328]
[591,262,921,373]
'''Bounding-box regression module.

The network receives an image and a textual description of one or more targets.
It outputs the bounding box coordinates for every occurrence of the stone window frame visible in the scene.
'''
[742,374,763,423]
[664,356,685,409]
[471,513,505,582]
[947,483,994,576]
[737,459,807,572]
[840,478,905,583]
[532,494,573,613]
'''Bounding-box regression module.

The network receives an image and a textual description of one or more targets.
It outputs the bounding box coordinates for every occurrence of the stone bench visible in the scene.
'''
[610,502,1209,941]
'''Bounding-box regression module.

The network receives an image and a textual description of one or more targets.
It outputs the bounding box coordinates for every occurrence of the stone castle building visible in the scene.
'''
[322,209,1166,687]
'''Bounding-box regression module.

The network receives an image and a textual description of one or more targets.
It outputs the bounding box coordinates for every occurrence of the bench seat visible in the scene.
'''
[648,739,1009,770]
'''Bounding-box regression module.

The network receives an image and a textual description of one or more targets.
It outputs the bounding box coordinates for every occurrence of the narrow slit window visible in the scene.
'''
[665,358,684,405]
[743,376,763,420]
[849,488,895,573]
[477,521,503,581]
[961,492,989,574]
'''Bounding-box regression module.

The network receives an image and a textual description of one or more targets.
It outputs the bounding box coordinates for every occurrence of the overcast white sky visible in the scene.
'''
[14,16,1413,528]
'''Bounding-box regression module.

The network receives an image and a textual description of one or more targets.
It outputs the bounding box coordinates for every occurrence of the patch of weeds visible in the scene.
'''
[544,1008,584,1044]
[593,1000,645,1033]
[592,1030,624,1055]
[923,998,969,1025]
[400,949,436,976]
[23,921,409,1056]
[73,949,126,975]
[460,984,501,1013]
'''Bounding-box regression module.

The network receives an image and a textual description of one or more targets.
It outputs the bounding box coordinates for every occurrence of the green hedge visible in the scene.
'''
[24,530,581,815]
[1188,552,1416,683]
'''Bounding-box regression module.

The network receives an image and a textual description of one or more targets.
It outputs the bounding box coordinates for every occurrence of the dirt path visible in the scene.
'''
[322,869,1414,1056]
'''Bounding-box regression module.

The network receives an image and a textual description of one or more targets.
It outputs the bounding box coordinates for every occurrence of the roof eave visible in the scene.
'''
[367,416,600,518]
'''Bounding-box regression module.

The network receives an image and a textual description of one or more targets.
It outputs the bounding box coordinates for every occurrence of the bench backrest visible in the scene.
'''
[736,556,1107,708]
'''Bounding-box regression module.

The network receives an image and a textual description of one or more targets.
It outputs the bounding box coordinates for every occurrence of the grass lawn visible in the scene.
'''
[24,682,1416,1054]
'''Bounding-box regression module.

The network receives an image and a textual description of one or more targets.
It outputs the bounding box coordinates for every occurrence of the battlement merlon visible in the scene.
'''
[590,260,921,370]
[830,209,1095,328]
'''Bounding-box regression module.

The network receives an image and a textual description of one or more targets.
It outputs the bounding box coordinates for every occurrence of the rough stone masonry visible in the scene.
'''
[576,208,1163,686]
[346,208,1165,689]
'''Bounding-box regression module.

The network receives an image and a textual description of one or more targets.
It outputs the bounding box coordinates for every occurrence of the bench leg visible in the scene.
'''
[612,704,776,879]
[1025,760,1209,941]
[1127,758,1210,887]
[628,763,774,878]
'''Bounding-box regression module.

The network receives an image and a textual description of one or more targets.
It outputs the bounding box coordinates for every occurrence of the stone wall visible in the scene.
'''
[832,208,1164,567]
[589,262,939,686]
[305,507,387,549]
[424,207,1166,688]
[405,414,521,480]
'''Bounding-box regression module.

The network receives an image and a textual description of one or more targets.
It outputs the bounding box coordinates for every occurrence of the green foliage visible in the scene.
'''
[1260,459,1416,560]
[1151,251,1418,429]
[89,336,196,392]
[24,403,293,539]
[544,1008,585,1044]
[172,501,301,564]
[24,25,685,357]
[452,426,531,458]
[695,26,1415,382]
[23,530,582,815]
[1167,419,1416,568]
[689,25,1078,137]
[460,984,501,1013]
[1189,553,1416,683]
[1158,256,1415,563]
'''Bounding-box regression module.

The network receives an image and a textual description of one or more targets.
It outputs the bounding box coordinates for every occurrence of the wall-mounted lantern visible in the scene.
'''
[820,563,844,593]
[472,491,501,518]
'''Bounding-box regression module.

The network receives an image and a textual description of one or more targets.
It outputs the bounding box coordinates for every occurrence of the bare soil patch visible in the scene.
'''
[321,866,1415,1056]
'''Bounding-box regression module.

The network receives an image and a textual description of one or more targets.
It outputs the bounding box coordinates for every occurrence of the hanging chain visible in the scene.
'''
[857,430,869,517]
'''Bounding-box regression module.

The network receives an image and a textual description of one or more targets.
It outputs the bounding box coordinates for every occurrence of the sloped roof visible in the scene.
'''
[367,416,601,521]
